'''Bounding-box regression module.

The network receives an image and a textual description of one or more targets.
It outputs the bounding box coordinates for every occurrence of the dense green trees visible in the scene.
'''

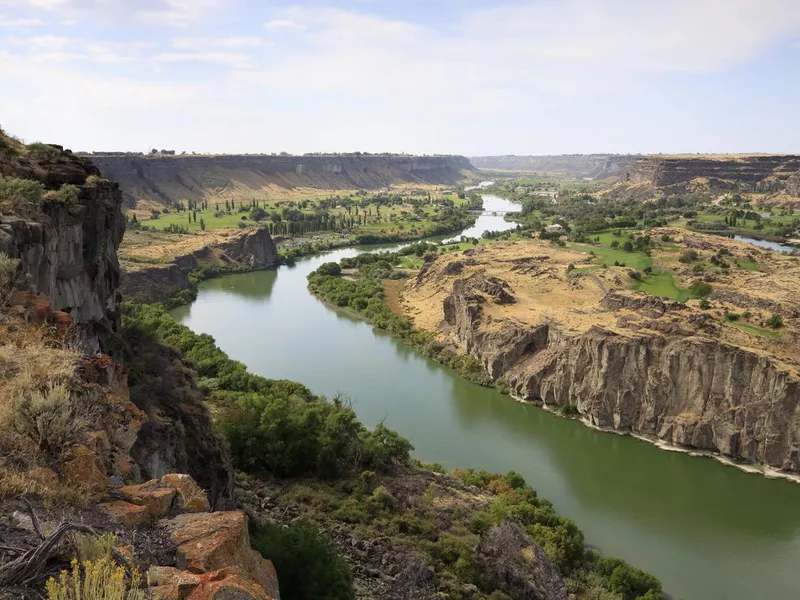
[122,302,411,480]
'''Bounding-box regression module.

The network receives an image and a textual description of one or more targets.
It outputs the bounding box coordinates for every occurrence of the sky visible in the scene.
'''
[0,0,799,156]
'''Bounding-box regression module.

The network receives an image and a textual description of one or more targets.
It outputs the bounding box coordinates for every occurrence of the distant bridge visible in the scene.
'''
[467,210,516,215]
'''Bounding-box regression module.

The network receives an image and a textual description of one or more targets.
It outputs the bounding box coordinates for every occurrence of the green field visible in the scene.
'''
[635,272,691,301]
[568,230,693,301]
[728,322,781,339]
[139,191,471,237]
[734,259,760,271]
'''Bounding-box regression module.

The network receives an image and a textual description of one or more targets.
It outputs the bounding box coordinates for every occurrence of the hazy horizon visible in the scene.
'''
[1,0,799,156]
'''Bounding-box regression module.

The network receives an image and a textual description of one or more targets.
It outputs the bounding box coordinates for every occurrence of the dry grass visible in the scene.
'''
[0,311,85,503]
[0,464,90,507]
[45,558,144,600]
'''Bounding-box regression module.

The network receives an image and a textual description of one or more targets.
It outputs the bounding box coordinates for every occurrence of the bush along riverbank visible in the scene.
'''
[308,244,492,386]
[121,300,664,600]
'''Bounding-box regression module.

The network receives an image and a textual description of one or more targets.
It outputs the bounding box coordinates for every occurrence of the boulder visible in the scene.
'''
[61,444,109,491]
[160,511,279,599]
[119,479,177,517]
[148,566,277,600]
[99,500,151,528]
[476,522,568,600]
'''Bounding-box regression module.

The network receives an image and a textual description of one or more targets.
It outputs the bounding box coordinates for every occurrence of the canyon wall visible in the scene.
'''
[624,155,800,193]
[0,140,236,505]
[413,248,800,476]
[89,153,474,208]
[0,154,125,353]
[470,154,634,179]
[121,227,279,303]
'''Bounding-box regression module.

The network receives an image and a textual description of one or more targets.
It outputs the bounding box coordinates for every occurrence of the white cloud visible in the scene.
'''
[4,0,233,27]
[153,51,251,66]
[171,36,272,50]
[263,18,303,30]
[0,16,44,27]
[4,34,154,62]
[1,0,800,154]
[461,0,800,73]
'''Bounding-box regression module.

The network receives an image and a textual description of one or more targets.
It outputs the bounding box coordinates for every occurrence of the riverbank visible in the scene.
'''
[522,396,800,485]
[120,214,477,307]
[125,300,665,600]
[172,242,800,600]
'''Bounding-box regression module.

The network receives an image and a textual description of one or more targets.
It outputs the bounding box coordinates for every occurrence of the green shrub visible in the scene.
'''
[766,313,783,329]
[316,262,342,277]
[503,471,526,490]
[219,394,410,479]
[725,312,740,322]
[333,498,370,524]
[251,521,354,600]
[0,252,21,297]
[26,142,62,161]
[468,511,493,535]
[370,485,396,509]
[689,281,712,298]
[596,556,662,600]
[678,249,698,263]
[47,184,79,205]
[698,298,711,310]
[0,177,44,211]
[559,404,580,418]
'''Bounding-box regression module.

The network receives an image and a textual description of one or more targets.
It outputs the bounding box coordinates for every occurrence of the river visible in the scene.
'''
[732,234,797,253]
[172,192,800,600]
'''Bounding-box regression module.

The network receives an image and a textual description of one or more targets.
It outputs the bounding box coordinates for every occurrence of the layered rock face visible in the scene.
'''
[0,176,125,353]
[470,154,634,179]
[624,155,800,193]
[90,153,474,208]
[408,242,800,475]
[121,227,279,303]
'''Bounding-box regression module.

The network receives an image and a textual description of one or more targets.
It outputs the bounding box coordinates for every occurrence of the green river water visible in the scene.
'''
[172,194,800,600]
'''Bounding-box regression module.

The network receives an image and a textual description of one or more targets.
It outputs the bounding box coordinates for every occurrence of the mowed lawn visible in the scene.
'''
[728,322,781,339]
[569,230,691,301]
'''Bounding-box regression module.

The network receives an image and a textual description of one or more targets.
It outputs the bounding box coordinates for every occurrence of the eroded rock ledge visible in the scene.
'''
[405,240,800,475]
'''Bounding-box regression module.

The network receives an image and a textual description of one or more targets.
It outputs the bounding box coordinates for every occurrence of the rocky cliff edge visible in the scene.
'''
[404,236,800,475]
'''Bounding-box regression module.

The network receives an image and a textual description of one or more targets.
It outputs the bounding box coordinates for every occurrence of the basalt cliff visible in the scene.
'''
[404,234,800,475]
[618,155,800,200]
[470,154,634,179]
[0,138,279,599]
[89,153,474,210]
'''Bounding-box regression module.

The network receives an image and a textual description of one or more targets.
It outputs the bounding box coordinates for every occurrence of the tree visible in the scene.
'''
[622,240,634,252]
[199,217,206,231]
[250,207,268,222]
[766,313,783,329]
[316,262,342,277]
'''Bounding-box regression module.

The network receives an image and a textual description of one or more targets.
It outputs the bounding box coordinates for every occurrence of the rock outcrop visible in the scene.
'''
[408,240,800,475]
[477,522,568,600]
[470,154,634,179]
[89,153,474,209]
[121,227,279,303]
[0,179,125,353]
[622,155,800,195]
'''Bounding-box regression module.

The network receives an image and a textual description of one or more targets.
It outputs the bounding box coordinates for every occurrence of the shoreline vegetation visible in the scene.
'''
[305,242,800,486]
[122,300,665,600]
